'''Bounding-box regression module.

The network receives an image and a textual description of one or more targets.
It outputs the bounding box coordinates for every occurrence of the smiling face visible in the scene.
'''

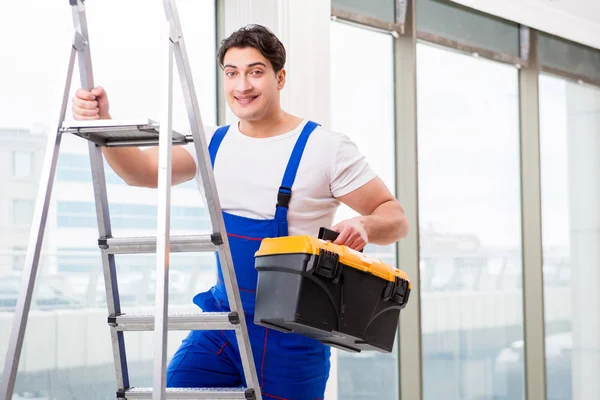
[223,46,286,122]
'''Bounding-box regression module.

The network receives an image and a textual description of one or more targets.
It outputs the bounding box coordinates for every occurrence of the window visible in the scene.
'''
[416,0,520,57]
[540,74,600,399]
[416,43,524,399]
[330,21,397,400]
[539,33,600,82]
[12,151,33,178]
[332,0,396,24]
[13,199,35,226]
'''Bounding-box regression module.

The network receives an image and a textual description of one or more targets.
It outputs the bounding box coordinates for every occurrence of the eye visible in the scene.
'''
[225,71,236,77]
[251,70,263,75]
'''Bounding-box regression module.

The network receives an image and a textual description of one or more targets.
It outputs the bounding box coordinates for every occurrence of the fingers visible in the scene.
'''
[332,226,359,249]
[73,104,99,117]
[346,235,365,251]
[90,86,106,98]
[72,87,103,120]
[73,97,99,110]
[72,102,100,120]
[331,223,367,251]
[345,232,366,251]
[333,226,351,246]
[75,88,96,101]
[72,112,99,121]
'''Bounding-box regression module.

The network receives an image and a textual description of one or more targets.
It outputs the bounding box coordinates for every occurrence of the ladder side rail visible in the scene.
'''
[163,1,262,396]
[163,0,226,234]
[70,0,130,391]
[152,19,176,400]
[0,43,77,400]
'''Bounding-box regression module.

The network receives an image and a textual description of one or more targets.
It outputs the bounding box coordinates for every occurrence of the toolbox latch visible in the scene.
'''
[313,249,341,280]
[383,277,411,307]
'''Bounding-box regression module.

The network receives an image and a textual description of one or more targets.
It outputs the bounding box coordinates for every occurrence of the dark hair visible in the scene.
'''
[217,24,286,73]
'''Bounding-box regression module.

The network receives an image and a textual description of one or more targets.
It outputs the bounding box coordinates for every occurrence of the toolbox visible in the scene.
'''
[253,228,411,353]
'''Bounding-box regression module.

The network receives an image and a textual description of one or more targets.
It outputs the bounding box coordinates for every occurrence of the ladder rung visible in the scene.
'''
[60,118,189,147]
[109,312,240,331]
[101,234,221,254]
[119,387,255,399]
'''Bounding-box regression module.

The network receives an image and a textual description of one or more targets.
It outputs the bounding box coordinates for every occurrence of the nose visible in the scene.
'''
[235,75,253,93]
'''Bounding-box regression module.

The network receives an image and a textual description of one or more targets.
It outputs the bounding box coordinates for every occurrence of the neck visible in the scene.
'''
[238,109,302,138]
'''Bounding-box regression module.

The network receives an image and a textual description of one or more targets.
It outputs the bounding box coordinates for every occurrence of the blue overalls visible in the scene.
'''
[166,121,331,400]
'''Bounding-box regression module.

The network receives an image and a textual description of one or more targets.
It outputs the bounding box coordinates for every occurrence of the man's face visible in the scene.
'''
[223,47,284,121]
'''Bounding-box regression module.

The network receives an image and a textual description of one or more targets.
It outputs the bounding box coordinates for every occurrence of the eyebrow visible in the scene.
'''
[223,62,268,69]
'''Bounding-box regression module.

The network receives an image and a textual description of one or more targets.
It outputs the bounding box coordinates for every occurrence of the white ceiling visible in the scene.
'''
[536,0,600,25]
[449,0,600,50]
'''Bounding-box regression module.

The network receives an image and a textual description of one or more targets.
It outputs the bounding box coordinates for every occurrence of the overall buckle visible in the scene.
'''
[277,186,292,208]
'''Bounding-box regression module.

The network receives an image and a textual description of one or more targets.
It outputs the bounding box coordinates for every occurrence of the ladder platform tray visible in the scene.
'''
[61,119,191,147]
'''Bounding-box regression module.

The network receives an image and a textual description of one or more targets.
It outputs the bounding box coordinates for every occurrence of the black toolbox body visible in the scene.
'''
[253,229,411,353]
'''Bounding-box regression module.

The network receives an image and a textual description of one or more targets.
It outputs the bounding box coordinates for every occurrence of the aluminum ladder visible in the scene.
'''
[0,1,261,399]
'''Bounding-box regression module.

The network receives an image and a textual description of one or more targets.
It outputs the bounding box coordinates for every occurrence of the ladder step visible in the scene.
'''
[100,234,221,254]
[119,387,256,399]
[61,118,192,147]
[109,312,240,331]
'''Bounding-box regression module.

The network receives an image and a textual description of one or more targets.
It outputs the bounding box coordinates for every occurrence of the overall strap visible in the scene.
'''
[208,125,230,168]
[275,121,320,220]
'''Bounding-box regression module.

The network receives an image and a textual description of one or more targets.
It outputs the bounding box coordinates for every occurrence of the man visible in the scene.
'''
[72,24,408,400]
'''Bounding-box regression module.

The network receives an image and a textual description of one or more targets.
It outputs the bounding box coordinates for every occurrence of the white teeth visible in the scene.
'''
[236,96,257,103]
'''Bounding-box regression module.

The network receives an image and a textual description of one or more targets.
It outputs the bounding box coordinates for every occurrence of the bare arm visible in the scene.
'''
[333,177,409,249]
[73,87,196,188]
[101,146,196,188]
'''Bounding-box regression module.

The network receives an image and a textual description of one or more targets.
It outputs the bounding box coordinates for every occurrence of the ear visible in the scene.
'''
[277,69,287,90]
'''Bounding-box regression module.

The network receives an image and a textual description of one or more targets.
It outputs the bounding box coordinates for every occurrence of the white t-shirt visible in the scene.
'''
[182,119,376,237]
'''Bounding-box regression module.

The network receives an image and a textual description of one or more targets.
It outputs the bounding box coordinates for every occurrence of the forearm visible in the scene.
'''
[361,200,409,245]
[95,112,157,188]
[102,147,157,188]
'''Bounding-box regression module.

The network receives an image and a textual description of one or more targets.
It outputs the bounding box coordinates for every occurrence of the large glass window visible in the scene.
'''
[539,33,600,83]
[330,21,397,400]
[0,0,216,398]
[416,0,520,57]
[540,74,600,400]
[332,0,396,24]
[416,42,524,399]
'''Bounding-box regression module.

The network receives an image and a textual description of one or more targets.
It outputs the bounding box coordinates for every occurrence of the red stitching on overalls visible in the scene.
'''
[262,393,289,400]
[228,232,264,241]
[261,328,269,388]
[215,340,229,355]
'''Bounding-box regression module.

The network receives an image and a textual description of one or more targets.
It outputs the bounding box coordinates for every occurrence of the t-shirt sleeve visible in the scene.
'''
[329,133,377,198]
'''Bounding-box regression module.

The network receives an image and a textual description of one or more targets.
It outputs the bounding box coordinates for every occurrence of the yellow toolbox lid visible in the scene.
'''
[255,235,411,288]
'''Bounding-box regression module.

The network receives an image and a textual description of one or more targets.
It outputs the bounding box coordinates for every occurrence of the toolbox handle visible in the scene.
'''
[318,227,339,242]
[318,227,364,253]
